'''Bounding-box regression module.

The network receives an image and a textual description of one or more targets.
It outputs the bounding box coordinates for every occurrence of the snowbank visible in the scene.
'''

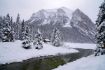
[64,42,96,49]
[0,41,78,64]
[53,55,105,70]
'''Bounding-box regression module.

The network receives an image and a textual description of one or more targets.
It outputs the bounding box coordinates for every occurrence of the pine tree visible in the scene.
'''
[33,29,43,49]
[20,20,25,40]
[16,14,21,39]
[51,28,62,47]
[95,0,105,56]
[10,17,13,31]
[22,26,31,49]
[0,17,3,41]
[10,17,15,41]
[1,14,14,42]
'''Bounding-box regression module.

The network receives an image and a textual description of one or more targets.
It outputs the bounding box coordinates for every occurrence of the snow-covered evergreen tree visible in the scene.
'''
[1,28,13,42]
[10,17,15,41]
[0,17,3,41]
[95,0,105,56]
[51,28,62,47]
[22,26,31,49]
[10,17,13,31]
[33,29,43,49]
[20,20,25,40]
[1,14,14,42]
[15,14,21,40]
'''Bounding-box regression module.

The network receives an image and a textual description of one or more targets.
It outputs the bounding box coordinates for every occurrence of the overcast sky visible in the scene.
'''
[0,0,103,22]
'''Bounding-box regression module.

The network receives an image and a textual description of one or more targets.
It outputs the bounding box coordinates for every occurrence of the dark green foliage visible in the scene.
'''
[95,0,105,56]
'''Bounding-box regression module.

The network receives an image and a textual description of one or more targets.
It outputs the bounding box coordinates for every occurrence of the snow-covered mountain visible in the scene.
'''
[26,7,96,43]
[29,7,72,26]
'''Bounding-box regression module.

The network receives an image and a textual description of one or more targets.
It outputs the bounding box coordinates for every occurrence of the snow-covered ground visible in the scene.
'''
[0,41,78,64]
[64,42,96,49]
[53,55,105,70]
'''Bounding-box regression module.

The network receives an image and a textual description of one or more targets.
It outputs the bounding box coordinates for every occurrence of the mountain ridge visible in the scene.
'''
[26,7,96,43]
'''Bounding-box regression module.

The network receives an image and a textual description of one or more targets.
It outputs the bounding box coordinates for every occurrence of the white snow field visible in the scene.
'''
[64,42,96,49]
[53,55,105,70]
[0,40,78,64]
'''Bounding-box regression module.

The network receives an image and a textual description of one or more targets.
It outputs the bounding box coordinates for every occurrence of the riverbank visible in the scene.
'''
[0,48,94,70]
[0,41,77,64]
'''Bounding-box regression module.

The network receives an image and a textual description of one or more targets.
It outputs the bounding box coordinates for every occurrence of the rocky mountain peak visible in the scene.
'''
[26,7,96,43]
[73,8,82,14]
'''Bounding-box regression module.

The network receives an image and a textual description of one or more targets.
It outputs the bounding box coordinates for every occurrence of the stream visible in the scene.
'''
[0,48,94,70]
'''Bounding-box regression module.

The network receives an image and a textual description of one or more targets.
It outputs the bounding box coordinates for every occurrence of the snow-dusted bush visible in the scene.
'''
[22,40,31,49]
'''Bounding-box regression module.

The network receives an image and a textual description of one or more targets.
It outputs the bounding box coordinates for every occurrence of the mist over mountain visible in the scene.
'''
[26,7,96,43]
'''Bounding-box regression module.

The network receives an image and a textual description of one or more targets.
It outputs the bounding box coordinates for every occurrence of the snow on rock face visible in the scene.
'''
[0,41,78,64]
[58,7,72,19]
[63,22,72,28]
[29,7,72,26]
[27,7,96,43]
[53,55,105,70]
[70,9,96,42]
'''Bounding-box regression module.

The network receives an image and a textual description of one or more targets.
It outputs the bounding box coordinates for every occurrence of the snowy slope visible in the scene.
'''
[0,41,78,64]
[53,55,105,70]
[64,42,96,49]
